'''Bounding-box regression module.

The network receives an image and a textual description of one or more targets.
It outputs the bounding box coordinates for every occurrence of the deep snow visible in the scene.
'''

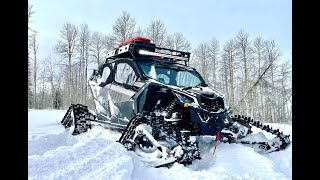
[28,109,292,180]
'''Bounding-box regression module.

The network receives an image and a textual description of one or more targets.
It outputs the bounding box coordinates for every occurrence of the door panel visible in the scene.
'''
[108,60,139,122]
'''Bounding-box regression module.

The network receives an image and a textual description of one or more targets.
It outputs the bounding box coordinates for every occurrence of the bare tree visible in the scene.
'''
[236,30,251,90]
[28,3,35,32]
[135,26,145,37]
[222,38,237,109]
[38,66,56,109]
[193,43,210,83]
[253,37,266,78]
[29,33,39,108]
[35,55,63,109]
[264,40,281,123]
[208,38,220,88]
[146,20,167,46]
[278,60,292,123]
[104,34,117,63]
[77,23,90,104]
[252,36,266,119]
[54,22,78,105]
[28,59,33,108]
[106,34,117,49]
[42,56,56,108]
[164,32,191,51]
[60,66,70,109]
[236,30,253,116]
[90,31,106,68]
[111,10,136,45]
[28,2,35,108]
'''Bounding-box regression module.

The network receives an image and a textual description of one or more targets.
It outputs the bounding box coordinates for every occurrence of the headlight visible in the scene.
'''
[174,93,194,104]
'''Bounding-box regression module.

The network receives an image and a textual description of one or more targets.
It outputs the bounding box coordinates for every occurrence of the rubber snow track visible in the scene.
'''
[28,109,292,180]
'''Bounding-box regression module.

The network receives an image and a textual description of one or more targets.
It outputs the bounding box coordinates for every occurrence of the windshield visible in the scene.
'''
[137,61,206,88]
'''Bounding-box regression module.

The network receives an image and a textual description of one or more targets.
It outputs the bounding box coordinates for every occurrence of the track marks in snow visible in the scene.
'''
[28,131,77,156]
[210,143,289,179]
[265,144,292,178]
[28,137,133,180]
[28,116,131,180]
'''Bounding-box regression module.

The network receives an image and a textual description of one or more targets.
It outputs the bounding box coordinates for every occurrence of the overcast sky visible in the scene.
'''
[30,0,292,61]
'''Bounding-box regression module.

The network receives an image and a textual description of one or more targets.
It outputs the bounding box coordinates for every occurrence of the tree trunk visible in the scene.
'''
[33,52,37,109]
[68,53,72,105]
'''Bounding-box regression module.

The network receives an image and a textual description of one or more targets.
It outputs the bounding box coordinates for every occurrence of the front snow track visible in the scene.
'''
[59,105,291,169]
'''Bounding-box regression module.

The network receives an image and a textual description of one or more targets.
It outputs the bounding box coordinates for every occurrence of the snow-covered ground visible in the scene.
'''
[28,109,292,180]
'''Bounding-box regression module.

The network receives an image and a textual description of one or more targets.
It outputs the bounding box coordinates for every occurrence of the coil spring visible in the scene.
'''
[164,99,178,119]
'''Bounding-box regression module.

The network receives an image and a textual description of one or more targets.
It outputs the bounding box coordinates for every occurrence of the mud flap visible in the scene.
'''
[61,104,95,135]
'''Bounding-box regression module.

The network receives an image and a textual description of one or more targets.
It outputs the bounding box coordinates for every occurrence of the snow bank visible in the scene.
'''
[28,110,292,180]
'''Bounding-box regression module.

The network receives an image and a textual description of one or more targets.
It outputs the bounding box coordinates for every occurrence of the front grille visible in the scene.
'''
[199,95,224,112]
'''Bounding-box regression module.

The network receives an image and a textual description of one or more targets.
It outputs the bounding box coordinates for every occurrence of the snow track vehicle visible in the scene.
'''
[61,37,291,167]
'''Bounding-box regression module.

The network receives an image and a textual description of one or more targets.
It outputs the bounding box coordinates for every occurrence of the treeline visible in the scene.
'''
[190,33,292,124]
[28,4,292,124]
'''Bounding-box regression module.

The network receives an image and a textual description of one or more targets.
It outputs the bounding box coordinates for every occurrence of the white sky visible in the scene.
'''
[29,0,292,62]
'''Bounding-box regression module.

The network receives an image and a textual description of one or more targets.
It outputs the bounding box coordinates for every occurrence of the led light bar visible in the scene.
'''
[138,49,189,61]
[105,36,190,64]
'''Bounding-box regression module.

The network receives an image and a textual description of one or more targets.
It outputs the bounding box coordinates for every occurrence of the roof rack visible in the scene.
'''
[106,37,190,65]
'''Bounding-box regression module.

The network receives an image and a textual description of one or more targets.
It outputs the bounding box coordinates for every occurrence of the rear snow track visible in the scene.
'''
[28,109,292,180]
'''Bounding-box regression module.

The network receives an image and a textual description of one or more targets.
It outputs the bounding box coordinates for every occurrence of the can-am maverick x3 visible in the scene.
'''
[61,37,291,167]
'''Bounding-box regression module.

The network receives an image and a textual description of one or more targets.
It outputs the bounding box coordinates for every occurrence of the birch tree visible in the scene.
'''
[54,22,78,105]
[111,11,136,45]
[208,38,220,88]
[29,33,39,109]
[90,31,106,68]
[164,32,191,51]
[278,60,292,123]
[28,59,33,108]
[42,56,56,108]
[252,37,266,119]
[236,30,251,91]
[263,40,281,122]
[146,20,167,46]
[77,23,90,104]
[222,38,237,109]
[236,30,252,115]
[28,3,35,33]
[193,43,210,83]
[28,2,35,108]
[104,34,117,63]
[135,27,145,38]
[271,41,281,122]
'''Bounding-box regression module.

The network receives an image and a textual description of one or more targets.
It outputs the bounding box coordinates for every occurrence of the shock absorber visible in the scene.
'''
[163,99,178,119]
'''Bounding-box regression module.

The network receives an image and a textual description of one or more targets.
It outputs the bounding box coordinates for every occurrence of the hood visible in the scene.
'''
[178,86,224,100]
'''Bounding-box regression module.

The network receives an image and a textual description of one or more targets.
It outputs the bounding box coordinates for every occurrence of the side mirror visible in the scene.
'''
[89,69,99,81]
